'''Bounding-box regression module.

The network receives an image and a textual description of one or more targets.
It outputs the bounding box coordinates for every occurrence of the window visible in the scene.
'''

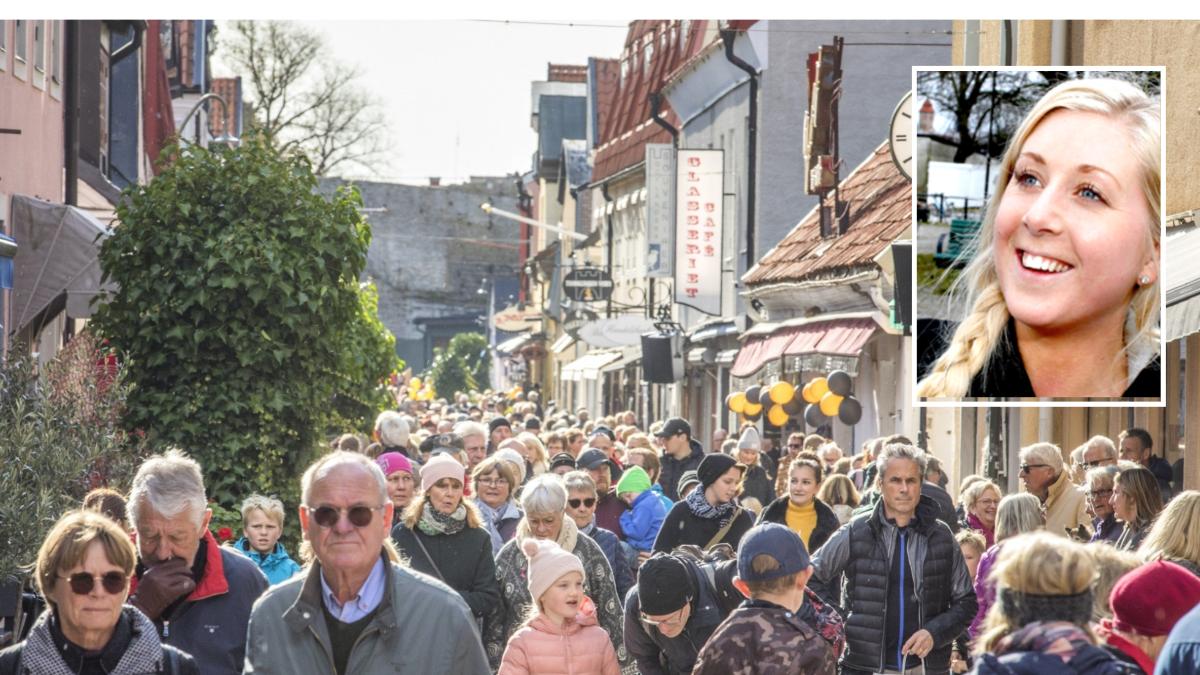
[0,20,7,73]
[34,20,44,72]
[14,20,25,62]
[644,42,653,77]
[51,21,60,83]
[620,58,628,87]
[680,20,691,50]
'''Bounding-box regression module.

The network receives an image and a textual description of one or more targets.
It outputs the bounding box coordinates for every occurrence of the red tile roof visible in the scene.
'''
[209,77,239,138]
[591,58,620,149]
[592,20,711,183]
[549,64,587,83]
[744,142,911,286]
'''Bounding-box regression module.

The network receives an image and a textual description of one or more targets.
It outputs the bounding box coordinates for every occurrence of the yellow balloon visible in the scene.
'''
[410,377,422,388]
[769,381,795,405]
[801,381,817,404]
[767,404,789,427]
[820,391,843,417]
[742,402,763,416]
[810,377,830,402]
[729,392,747,413]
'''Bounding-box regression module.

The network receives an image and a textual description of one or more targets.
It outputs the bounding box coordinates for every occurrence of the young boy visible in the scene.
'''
[615,466,668,557]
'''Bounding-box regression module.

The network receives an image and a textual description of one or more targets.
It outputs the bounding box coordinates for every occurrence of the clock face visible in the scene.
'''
[889,91,913,182]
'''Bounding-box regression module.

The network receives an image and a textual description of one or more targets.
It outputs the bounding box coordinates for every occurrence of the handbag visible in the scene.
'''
[704,507,743,551]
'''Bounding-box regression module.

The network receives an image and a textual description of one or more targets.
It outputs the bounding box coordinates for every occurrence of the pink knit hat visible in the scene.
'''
[522,538,585,602]
[376,452,412,477]
[421,453,465,492]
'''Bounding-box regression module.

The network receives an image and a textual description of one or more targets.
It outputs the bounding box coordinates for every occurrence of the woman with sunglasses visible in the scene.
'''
[563,471,635,601]
[390,453,501,621]
[0,510,200,674]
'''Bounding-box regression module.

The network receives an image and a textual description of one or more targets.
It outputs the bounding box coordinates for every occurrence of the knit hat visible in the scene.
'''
[524,416,542,431]
[489,417,512,434]
[1108,560,1200,637]
[638,554,695,615]
[375,452,412,477]
[522,538,585,603]
[494,448,528,483]
[615,466,652,495]
[421,453,465,492]
[696,453,743,489]
[737,427,761,451]
[677,470,700,498]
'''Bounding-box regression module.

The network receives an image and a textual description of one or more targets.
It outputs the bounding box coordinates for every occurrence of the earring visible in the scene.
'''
[1140,276,1151,285]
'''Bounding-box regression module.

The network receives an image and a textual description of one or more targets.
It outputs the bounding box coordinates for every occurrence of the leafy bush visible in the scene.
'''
[426,332,488,398]
[91,131,399,549]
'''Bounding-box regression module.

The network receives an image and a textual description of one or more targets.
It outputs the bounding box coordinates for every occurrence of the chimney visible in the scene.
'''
[429,177,441,186]
[919,99,935,133]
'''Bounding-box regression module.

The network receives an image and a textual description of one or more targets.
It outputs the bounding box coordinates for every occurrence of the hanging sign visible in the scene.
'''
[578,315,658,348]
[493,304,540,332]
[563,309,598,340]
[563,268,614,302]
[675,149,724,315]
[645,144,675,278]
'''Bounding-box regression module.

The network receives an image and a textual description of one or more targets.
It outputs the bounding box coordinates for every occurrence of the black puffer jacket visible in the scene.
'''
[808,494,976,675]
[757,496,842,555]
[740,464,775,508]
[659,439,705,502]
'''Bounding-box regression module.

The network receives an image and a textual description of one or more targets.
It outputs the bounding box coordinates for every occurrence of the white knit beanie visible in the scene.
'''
[738,426,761,451]
[494,448,528,483]
[522,538,585,603]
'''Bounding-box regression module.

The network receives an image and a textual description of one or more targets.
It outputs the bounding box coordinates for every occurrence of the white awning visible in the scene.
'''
[550,334,575,354]
[496,332,536,356]
[561,350,622,381]
[600,345,641,373]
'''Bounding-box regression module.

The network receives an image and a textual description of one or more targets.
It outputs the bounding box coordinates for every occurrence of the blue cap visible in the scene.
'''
[737,523,811,582]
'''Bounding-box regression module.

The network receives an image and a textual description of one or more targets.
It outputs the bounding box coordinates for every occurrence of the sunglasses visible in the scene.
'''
[568,498,596,509]
[308,504,383,528]
[1019,464,1050,473]
[59,572,128,596]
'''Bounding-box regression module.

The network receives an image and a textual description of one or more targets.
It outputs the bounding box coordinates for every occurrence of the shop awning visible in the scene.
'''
[496,332,537,356]
[10,194,113,333]
[561,350,622,381]
[600,346,641,373]
[689,320,739,342]
[730,317,878,378]
[1165,229,1200,342]
[550,334,575,354]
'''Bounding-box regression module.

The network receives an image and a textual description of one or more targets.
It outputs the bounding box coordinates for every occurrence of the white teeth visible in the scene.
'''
[1021,252,1070,273]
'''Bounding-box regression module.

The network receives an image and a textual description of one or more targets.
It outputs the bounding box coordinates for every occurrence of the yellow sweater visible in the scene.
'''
[786,500,818,551]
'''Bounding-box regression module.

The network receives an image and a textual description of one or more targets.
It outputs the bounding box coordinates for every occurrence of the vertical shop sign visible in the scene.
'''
[645,144,675,278]
[674,149,723,315]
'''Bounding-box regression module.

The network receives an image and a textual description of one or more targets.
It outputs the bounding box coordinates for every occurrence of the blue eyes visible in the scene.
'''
[1079,185,1102,201]
[1013,171,1105,203]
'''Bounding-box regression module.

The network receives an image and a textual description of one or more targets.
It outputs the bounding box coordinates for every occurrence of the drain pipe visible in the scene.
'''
[647,92,679,146]
[1050,20,1069,66]
[601,182,615,318]
[720,26,758,277]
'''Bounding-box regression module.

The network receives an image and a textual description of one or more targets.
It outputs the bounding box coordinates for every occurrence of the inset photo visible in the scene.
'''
[913,69,1163,402]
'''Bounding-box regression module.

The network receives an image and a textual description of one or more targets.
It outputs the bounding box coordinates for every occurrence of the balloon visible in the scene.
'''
[820,392,844,417]
[742,402,763,417]
[828,370,852,397]
[758,388,774,407]
[745,385,763,405]
[805,403,830,428]
[727,392,747,413]
[838,396,863,425]
[802,381,818,404]
[744,406,763,422]
[767,404,789,427]
[410,377,422,388]
[769,381,796,405]
[782,396,805,416]
[809,377,830,402]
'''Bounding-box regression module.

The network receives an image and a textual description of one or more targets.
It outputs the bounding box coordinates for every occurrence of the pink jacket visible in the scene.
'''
[497,597,620,675]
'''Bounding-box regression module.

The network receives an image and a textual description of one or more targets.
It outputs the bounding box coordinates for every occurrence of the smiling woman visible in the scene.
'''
[917,76,1161,399]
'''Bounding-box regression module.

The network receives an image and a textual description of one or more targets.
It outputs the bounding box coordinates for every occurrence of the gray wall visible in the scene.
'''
[318,177,522,370]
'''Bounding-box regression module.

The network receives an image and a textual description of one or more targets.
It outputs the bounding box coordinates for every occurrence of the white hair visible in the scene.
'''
[127,449,208,527]
[1085,435,1117,460]
[874,442,928,483]
[521,473,568,516]
[301,450,387,507]
[454,420,488,442]
[375,410,410,448]
[1019,442,1065,476]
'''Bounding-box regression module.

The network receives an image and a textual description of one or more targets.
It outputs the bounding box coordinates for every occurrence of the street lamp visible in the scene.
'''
[480,203,587,241]
[178,92,240,149]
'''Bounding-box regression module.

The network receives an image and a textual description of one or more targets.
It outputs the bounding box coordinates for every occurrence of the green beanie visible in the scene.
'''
[615,465,652,495]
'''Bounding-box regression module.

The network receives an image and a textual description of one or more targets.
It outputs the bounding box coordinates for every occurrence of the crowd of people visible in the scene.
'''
[2,387,1199,675]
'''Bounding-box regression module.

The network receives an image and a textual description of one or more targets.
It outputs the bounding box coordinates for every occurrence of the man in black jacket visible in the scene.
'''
[809,442,976,675]
[1118,427,1175,503]
[656,418,705,502]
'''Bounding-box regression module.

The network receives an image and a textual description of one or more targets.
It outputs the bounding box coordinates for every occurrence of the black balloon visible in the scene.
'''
[838,396,863,425]
[805,403,830,428]
[744,408,762,422]
[828,370,852,397]
[745,385,762,404]
[782,396,805,416]
[759,388,774,407]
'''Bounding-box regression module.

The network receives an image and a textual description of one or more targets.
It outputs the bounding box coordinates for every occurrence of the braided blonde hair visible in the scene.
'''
[918,78,1160,397]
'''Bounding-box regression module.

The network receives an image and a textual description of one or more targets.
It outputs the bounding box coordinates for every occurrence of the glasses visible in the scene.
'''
[1080,459,1110,469]
[307,504,384,528]
[1087,489,1113,501]
[568,498,596,509]
[1019,464,1050,473]
[788,443,802,449]
[59,572,128,596]
[641,602,689,628]
[975,499,1000,508]
[477,478,506,487]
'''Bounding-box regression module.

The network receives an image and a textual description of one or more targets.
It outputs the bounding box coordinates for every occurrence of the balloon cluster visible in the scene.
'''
[725,370,862,428]
[407,377,436,401]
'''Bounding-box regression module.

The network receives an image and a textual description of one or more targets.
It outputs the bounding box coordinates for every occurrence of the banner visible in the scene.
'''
[674,149,724,315]
[645,144,675,278]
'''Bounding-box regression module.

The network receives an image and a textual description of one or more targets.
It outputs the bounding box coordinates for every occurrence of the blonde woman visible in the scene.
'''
[1111,465,1163,552]
[816,473,860,527]
[518,431,550,477]
[1138,490,1200,577]
[918,78,1160,399]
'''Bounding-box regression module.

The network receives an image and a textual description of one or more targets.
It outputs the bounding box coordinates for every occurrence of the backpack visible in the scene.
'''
[671,544,743,616]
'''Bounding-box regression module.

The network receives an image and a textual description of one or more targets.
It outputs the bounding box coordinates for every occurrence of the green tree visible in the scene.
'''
[425,332,488,398]
[91,131,399,545]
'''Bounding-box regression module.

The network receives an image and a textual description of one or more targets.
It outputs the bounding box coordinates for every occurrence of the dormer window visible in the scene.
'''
[644,42,653,76]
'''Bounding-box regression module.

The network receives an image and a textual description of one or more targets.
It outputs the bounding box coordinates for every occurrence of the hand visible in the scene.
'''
[901,629,934,660]
[637,551,652,566]
[950,650,967,673]
[130,558,196,620]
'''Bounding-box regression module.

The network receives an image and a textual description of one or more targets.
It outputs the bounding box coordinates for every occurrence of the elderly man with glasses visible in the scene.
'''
[1017,442,1090,539]
[243,451,489,675]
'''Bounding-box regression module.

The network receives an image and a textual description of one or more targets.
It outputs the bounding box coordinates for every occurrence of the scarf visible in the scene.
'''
[22,606,166,675]
[516,512,579,554]
[992,620,1094,664]
[684,484,739,528]
[417,501,468,536]
[967,512,995,548]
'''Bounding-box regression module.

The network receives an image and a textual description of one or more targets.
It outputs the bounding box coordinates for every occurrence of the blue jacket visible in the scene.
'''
[1157,601,1200,674]
[581,519,635,601]
[620,489,669,551]
[234,537,303,585]
[974,644,1135,675]
[651,483,674,510]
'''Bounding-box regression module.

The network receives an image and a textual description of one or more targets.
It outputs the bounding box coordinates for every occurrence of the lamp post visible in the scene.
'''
[178,92,240,148]
[480,203,587,241]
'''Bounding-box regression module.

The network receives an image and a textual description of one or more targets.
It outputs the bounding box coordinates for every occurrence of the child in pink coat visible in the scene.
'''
[497,539,621,675]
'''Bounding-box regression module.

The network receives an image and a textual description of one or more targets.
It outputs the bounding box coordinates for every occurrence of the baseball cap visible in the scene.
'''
[577,448,608,471]
[590,425,616,442]
[429,432,465,456]
[737,523,811,582]
[654,418,691,438]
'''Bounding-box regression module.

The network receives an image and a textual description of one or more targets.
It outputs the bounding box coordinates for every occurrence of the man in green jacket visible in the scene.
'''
[243,451,489,675]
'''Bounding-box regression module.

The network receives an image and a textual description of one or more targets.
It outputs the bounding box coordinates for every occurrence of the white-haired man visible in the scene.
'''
[455,420,489,472]
[244,451,489,674]
[127,450,268,675]
[1019,442,1090,538]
